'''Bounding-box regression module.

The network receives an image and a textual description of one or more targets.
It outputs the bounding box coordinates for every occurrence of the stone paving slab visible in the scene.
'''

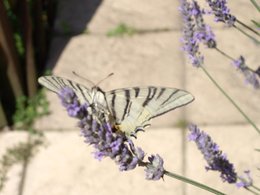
[23,128,184,195]
[54,0,182,34]
[37,31,189,131]
[186,124,260,195]
[0,131,28,195]
[186,28,260,125]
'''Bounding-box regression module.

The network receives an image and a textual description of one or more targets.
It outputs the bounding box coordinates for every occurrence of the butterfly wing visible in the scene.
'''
[105,87,194,136]
[38,76,93,104]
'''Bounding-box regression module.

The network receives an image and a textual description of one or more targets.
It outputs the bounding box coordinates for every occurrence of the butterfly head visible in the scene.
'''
[90,86,109,113]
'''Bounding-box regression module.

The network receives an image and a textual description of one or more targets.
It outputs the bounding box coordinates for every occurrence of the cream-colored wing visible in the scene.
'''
[105,87,194,136]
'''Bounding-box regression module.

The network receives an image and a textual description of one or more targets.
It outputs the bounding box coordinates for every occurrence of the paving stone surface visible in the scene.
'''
[0,131,28,195]
[186,124,260,195]
[2,0,260,195]
[23,129,184,195]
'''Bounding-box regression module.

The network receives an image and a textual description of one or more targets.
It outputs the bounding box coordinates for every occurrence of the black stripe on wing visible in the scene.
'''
[156,88,166,100]
[38,76,92,103]
[142,87,157,107]
[152,92,194,119]
[134,87,140,98]
[111,92,117,121]
[121,90,131,121]
[161,89,179,106]
[39,76,61,92]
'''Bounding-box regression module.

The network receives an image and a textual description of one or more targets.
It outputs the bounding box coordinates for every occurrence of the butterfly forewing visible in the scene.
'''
[105,87,194,135]
[38,76,93,104]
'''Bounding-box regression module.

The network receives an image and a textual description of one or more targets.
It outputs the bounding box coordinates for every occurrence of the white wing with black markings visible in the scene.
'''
[38,76,194,136]
[105,87,194,136]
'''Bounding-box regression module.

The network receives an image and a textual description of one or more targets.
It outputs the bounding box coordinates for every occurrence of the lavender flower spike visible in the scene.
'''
[145,154,165,180]
[206,0,236,26]
[180,0,204,67]
[59,87,144,171]
[233,56,260,89]
[236,170,253,188]
[191,1,216,48]
[188,124,237,183]
[180,0,216,67]
[58,86,165,180]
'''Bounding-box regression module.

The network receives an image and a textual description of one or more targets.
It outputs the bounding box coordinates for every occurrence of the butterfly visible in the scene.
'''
[38,75,194,137]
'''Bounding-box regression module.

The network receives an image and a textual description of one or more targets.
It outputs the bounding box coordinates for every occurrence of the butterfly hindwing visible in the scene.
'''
[105,87,194,135]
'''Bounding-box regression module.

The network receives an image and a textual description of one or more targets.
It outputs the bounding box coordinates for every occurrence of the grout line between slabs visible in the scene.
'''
[177,17,188,195]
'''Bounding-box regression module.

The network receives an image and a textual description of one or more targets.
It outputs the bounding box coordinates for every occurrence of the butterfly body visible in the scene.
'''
[38,76,194,136]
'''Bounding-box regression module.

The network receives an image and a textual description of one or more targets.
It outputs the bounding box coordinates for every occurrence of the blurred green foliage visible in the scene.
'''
[3,0,25,58]
[13,89,49,129]
[0,89,49,192]
[106,23,136,37]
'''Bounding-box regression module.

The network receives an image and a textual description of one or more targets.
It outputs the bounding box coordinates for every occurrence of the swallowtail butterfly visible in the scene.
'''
[38,75,194,136]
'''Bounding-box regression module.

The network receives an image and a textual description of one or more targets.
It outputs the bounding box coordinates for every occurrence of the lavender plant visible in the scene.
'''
[58,86,225,194]
[180,0,260,90]
[188,124,260,194]
[180,0,260,135]
[179,0,260,194]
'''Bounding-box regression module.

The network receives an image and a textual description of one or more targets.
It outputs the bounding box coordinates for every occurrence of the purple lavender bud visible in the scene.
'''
[58,87,166,181]
[192,1,216,48]
[188,124,237,183]
[58,87,146,173]
[206,0,236,26]
[180,0,204,67]
[58,87,85,118]
[236,170,253,188]
[233,56,260,89]
[180,0,216,67]
[145,154,164,180]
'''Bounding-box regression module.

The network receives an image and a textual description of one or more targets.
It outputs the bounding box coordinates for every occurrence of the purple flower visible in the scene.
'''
[192,1,216,48]
[145,154,164,180]
[58,87,84,117]
[233,56,260,89]
[180,0,216,67]
[206,0,236,26]
[188,124,237,183]
[58,87,165,179]
[236,170,253,188]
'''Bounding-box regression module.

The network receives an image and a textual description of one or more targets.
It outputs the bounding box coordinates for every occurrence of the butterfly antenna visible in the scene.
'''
[72,71,95,86]
[95,73,114,87]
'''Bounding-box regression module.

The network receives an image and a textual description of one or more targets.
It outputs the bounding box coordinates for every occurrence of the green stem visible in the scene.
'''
[249,0,260,12]
[252,185,260,192]
[200,66,260,135]
[214,47,233,61]
[164,170,225,195]
[233,25,260,45]
[245,187,260,195]
[214,47,255,72]
[236,19,260,37]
